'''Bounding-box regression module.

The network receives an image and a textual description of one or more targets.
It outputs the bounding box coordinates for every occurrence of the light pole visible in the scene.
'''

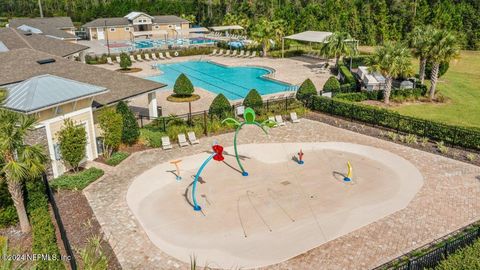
[38,0,44,18]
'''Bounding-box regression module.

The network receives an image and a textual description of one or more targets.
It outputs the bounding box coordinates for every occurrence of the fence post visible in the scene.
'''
[267,99,269,111]
[452,127,458,146]
[350,103,354,121]
[444,241,449,258]
[285,96,288,114]
[162,117,166,132]
[407,258,412,270]
[396,114,401,133]
[140,115,143,128]
[203,111,208,136]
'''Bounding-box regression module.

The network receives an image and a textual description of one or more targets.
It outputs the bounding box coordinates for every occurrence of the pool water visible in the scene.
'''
[147,61,295,100]
[135,37,215,49]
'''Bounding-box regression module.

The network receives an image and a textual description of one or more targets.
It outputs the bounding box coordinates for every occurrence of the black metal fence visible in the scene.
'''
[374,222,480,270]
[42,174,77,270]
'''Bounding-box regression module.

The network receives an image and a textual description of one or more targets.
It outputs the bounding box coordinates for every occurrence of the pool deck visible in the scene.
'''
[84,118,480,269]
[95,55,332,116]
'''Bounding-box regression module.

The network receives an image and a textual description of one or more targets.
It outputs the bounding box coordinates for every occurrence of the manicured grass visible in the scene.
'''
[106,151,130,166]
[50,167,104,191]
[392,51,480,129]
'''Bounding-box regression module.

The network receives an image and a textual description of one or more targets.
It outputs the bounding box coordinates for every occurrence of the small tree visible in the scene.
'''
[209,94,231,118]
[173,74,194,97]
[116,101,140,145]
[296,78,318,103]
[57,118,87,172]
[425,61,449,79]
[323,76,341,93]
[119,53,131,70]
[97,107,122,159]
[243,89,263,110]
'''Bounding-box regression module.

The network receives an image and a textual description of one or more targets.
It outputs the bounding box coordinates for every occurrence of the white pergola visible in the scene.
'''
[209,25,244,32]
[281,31,332,58]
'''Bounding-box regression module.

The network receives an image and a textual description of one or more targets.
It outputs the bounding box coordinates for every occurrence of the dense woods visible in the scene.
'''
[1,0,479,49]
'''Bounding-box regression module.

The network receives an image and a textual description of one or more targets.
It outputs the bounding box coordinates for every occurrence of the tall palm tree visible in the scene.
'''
[426,29,459,100]
[412,25,436,85]
[0,109,46,233]
[251,18,284,57]
[320,32,353,71]
[368,42,413,104]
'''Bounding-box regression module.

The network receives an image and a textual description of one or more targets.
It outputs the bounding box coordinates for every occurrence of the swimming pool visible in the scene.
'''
[147,61,295,100]
[135,37,215,49]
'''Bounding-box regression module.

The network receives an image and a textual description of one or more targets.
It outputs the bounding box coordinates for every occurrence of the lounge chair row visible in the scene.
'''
[161,131,199,150]
[268,112,300,127]
[107,52,175,65]
[209,49,257,58]
[209,32,247,40]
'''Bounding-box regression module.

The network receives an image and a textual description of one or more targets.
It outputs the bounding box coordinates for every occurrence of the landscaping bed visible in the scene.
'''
[166,94,201,102]
[115,67,142,73]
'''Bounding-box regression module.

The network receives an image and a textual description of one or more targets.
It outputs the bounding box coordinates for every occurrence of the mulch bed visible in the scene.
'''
[166,94,201,102]
[115,67,142,73]
[306,111,480,167]
[53,190,121,270]
[0,225,34,269]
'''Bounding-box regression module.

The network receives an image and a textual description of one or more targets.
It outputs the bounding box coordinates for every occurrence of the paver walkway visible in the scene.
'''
[84,118,480,270]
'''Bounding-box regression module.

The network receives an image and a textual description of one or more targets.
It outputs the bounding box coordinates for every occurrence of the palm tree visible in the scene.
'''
[320,32,354,71]
[0,109,46,233]
[412,25,436,85]
[368,42,413,104]
[426,29,459,100]
[251,18,285,57]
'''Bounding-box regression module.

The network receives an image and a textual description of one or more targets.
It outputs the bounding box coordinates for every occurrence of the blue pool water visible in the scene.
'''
[147,61,295,100]
[135,37,215,49]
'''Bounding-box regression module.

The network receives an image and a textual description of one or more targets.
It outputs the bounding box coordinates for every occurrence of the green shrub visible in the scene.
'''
[50,167,104,191]
[296,78,317,103]
[435,238,480,270]
[116,101,140,145]
[0,181,17,228]
[106,152,130,166]
[26,180,64,270]
[243,89,263,110]
[425,61,449,79]
[209,94,232,118]
[140,128,163,148]
[57,118,87,172]
[119,52,132,70]
[334,92,368,102]
[79,236,109,270]
[97,107,123,159]
[343,55,370,68]
[339,65,357,85]
[323,76,341,93]
[173,73,194,97]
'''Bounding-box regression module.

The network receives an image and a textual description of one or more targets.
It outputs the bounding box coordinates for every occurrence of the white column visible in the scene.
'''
[148,92,158,118]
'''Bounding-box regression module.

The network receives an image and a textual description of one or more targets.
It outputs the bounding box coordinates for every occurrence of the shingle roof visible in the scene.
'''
[0,28,88,57]
[9,17,77,39]
[83,14,189,28]
[3,74,108,113]
[0,48,166,107]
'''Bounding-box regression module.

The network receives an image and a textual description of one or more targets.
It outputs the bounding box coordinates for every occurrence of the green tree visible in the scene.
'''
[251,18,285,57]
[119,52,131,70]
[209,94,231,118]
[243,89,263,110]
[57,119,87,172]
[296,79,317,102]
[116,101,140,145]
[426,29,459,100]
[323,76,341,93]
[368,42,413,104]
[0,88,6,104]
[0,110,46,233]
[320,32,354,71]
[411,25,436,85]
[97,107,122,159]
[173,74,194,97]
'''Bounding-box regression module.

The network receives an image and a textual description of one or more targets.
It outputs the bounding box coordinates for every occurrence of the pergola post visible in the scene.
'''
[148,92,158,118]
[281,37,284,58]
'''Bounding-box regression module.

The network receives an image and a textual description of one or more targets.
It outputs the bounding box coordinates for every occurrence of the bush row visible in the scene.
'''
[0,181,17,228]
[342,55,370,68]
[311,95,480,150]
[50,167,104,191]
[26,180,65,269]
[106,152,130,166]
[435,236,480,269]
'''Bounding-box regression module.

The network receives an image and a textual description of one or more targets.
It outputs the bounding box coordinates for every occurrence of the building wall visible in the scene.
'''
[87,21,190,40]
[106,26,132,41]
[35,98,92,122]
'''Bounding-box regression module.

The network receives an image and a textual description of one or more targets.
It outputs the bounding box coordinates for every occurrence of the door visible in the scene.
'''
[97,27,105,40]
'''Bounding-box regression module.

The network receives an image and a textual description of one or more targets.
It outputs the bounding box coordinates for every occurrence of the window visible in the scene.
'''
[109,28,116,32]
[125,27,130,31]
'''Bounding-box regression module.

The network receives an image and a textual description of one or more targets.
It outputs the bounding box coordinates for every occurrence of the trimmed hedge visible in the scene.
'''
[243,89,263,110]
[296,78,318,103]
[173,74,194,97]
[310,95,480,150]
[50,167,104,191]
[106,151,130,166]
[209,94,232,118]
[334,92,368,102]
[323,76,341,92]
[435,238,480,270]
[342,55,370,68]
[339,65,356,85]
[26,180,64,269]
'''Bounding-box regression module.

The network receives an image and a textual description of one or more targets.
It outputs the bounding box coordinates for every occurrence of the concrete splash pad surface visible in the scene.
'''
[127,142,423,269]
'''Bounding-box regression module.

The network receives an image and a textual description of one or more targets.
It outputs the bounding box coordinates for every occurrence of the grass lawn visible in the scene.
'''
[393,51,480,129]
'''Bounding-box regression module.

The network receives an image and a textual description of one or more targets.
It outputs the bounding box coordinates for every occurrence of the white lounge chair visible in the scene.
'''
[115,56,121,63]
[231,50,237,57]
[144,54,151,61]
[237,50,244,57]
[216,49,224,56]
[136,54,143,62]
[107,57,114,65]
[187,131,199,145]
[165,52,172,59]
[129,55,136,62]
[178,133,189,147]
[151,53,158,60]
[290,112,300,123]
[161,136,172,150]
[268,116,277,127]
[224,50,231,57]
[210,49,217,56]
[159,52,166,60]
[243,51,250,58]
[250,51,256,58]
[275,115,286,126]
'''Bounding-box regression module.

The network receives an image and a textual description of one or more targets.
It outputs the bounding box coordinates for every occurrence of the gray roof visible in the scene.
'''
[9,17,77,40]
[83,15,188,28]
[0,28,88,57]
[3,74,108,113]
[0,48,166,107]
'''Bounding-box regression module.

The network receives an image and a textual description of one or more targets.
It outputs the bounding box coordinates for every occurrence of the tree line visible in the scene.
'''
[1,0,479,50]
